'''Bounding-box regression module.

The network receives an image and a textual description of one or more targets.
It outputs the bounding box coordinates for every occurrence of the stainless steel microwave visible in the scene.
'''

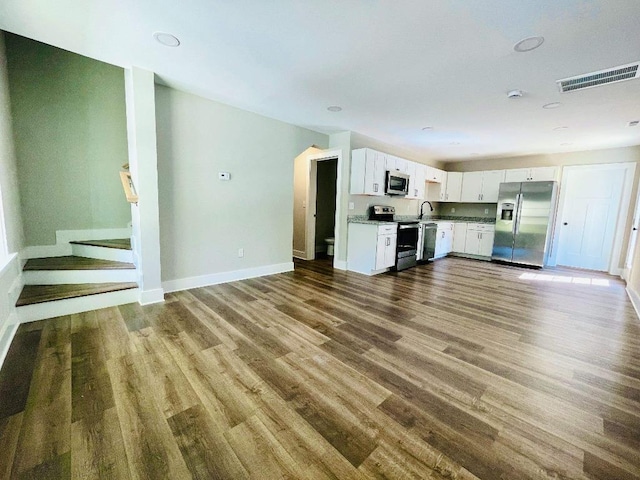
[385,170,410,196]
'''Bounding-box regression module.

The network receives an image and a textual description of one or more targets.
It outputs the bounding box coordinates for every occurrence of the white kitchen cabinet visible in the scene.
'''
[461,170,505,203]
[504,167,557,183]
[425,166,445,183]
[347,222,397,275]
[386,155,407,173]
[350,148,386,196]
[452,223,467,253]
[464,223,495,257]
[406,163,426,199]
[434,222,453,258]
[442,172,463,202]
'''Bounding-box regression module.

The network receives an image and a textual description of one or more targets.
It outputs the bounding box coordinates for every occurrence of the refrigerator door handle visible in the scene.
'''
[514,193,524,235]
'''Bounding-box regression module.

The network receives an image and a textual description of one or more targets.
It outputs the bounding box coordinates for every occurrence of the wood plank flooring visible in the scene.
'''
[16,282,138,306]
[1,257,639,479]
[23,256,135,271]
[69,238,131,250]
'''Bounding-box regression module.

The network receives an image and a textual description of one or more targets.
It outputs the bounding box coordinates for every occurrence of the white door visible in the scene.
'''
[461,172,483,202]
[453,223,467,252]
[624,188,640,279]
[478,232,495,257]
[480,170,506,202]
[556,166,625,271]
[445,172,463,202]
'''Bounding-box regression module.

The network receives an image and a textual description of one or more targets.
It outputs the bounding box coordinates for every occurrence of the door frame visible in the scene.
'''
[304,149,343,267]
[622,183,640,280]
[550,162,636,275]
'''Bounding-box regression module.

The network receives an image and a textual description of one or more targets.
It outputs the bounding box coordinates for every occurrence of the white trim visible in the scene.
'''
[139,288,165,305]
[552,162,636,274]
[23,269,138,285]
[0,317,19,372]
[306,149,344,264]
[17,288,140,323]
[21,227,131,259]
[333,259,347,270]
[292,249,308,260]
[626,286,640,320]
[162,262,294,293]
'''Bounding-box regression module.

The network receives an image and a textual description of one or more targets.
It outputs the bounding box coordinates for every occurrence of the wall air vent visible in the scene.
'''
[557,62,640,93]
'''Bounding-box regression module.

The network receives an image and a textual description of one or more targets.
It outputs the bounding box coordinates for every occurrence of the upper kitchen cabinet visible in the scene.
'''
[504,167,558,183]
[461,170,505,202]
[350,148,386,196]
[406,162,426,199]
[425,166,445,183]
[439,172,463,202]
[386,155,407,173]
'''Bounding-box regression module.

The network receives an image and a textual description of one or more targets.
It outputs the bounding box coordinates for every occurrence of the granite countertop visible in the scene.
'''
[348,215,495,224]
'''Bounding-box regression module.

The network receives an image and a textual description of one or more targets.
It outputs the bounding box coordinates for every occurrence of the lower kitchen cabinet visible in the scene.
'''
[347,223,397,275]
[464,223,495,257]
[452,223,467,253]
[434,223,453,258]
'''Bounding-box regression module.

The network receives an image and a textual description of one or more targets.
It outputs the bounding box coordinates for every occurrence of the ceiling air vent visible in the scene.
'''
[557,62,640,93]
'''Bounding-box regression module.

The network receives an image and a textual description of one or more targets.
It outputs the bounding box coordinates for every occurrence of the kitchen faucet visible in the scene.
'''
[418,200,433,219]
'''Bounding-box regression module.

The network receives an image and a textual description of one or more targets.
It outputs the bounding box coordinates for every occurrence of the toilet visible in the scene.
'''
[325,237,335,256]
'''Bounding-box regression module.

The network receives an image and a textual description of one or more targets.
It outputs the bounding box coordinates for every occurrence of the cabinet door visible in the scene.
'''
[425,166,444,183]
[461,172,483,202]
[364,151,386,196]
[478,232,495,257]
[480,170,506,202]
[504,168,529,183]
[386,155,407,173]
[385,234,397,267]
[444,228,454,253]
[405,162,417,199]
[435,229,446,257]
[415,164,426,199]
[375,234,388,269]
[530,166,557,182]
[464,229,480,255]
[452,223,467,252]
[445,172,463,202]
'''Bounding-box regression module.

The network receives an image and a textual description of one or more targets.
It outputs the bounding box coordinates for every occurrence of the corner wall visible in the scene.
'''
[155,85,328,290]
[0,32,25,365]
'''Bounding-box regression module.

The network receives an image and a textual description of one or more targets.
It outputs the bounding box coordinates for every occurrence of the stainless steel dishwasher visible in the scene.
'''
[420,223,438,262]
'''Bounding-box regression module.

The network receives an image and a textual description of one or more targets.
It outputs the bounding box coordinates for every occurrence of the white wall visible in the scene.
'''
[0,32,24,365]
[292,146,322,257]
[155,85,328,289]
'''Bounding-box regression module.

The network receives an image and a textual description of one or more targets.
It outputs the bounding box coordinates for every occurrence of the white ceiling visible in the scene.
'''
[1,0,640,162]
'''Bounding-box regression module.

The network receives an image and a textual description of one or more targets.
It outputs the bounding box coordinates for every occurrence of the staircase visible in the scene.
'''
[16,239,139,322]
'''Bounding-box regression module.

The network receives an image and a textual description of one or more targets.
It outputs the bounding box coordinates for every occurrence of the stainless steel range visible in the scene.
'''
[368,205,419,271]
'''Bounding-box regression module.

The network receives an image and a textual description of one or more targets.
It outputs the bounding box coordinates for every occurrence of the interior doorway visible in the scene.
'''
[313,159,338,258]
[554,163,635,274]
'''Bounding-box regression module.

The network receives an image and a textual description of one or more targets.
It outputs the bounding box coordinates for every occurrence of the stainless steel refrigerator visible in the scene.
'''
[492,181,558,267]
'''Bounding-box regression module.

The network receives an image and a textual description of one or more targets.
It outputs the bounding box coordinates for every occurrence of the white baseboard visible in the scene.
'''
[21,227,131,260]
[18,287,140,323]
[333,259,347,270]
[0,313,19,371]
[139,288,165,305]
[626,286,640,320]
[162,262,294,293]
[609,266,622,277]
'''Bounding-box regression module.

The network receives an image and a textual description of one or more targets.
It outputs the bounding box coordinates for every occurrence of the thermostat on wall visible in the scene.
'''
[218,172,231,181]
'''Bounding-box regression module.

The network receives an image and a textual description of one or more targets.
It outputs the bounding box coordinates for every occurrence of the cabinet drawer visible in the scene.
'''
[467,223,495,232]
[377,224,397,235]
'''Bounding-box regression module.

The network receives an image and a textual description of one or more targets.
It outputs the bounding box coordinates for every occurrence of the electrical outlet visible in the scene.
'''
[218,172,231,181]
[484,208,489,214]
[238,248,244,258]
[348,202,355,210]
[451,207,455,213]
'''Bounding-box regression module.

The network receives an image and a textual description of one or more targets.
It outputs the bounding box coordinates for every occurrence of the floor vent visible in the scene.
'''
[557,62,639,93]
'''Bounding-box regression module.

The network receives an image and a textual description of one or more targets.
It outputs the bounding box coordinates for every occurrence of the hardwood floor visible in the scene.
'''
[23,256,135,271]
[1,257,639,479]
[15,282,139,306]
[69,238,131,250]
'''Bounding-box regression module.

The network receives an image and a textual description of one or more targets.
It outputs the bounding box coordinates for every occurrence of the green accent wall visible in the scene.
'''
[6,33,130,246]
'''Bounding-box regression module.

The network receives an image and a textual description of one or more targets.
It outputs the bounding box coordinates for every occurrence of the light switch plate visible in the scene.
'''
[451,207,455,213]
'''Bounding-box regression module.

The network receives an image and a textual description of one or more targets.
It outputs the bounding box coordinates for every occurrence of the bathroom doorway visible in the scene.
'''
[314,158,338,259]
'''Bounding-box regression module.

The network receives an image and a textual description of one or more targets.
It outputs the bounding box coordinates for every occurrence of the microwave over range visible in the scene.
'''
[385,170,410,196]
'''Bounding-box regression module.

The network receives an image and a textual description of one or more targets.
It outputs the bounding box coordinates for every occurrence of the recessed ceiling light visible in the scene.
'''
[153,32,181,47]
[421,126,433,131]
[514,36,545,53]
[327,106,342,112]
[553,126,569,131]
[543,102,562,109]
[629,120,639,127]
[507,89,524,98]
